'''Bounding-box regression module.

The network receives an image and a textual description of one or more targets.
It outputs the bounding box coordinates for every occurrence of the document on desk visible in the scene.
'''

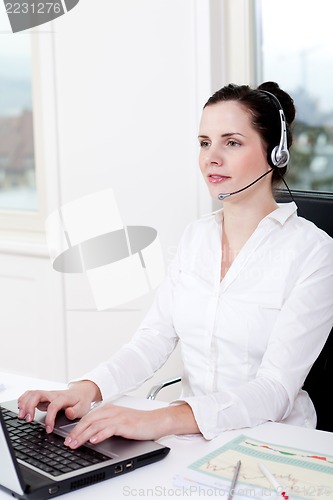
[173,435,333,499]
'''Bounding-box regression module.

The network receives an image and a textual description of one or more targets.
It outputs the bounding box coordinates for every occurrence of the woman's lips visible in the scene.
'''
[208,174,231,184]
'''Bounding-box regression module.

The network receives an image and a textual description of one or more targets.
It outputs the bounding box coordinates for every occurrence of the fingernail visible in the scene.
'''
[46,426,52,434]
[26,414,32,423]
[18,409,24,418]
[90,436,97,443]
[70,439,78,448]
[64,436,71,446]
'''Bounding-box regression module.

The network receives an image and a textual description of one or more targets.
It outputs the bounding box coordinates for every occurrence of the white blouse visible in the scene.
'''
[83,202,333,439]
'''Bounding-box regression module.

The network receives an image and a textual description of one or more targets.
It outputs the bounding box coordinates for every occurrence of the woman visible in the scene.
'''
[18,82,333,446]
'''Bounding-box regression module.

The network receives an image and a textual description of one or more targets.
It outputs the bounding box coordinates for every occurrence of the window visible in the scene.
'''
[256,0,333,193]
[0,10,37,212]
[0,4,51,240]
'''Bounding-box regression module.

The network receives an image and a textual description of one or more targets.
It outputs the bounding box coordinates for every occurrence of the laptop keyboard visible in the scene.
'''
[2,408,111,477]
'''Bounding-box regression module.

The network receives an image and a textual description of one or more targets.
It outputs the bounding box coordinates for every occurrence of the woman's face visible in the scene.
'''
[198,100,272,202]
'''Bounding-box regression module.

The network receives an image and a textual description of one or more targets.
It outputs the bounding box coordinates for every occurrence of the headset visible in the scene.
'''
[260,90,290,169]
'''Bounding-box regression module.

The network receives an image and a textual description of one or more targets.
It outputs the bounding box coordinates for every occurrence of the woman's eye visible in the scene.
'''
[227,139,240,147]
[200,140,210,148]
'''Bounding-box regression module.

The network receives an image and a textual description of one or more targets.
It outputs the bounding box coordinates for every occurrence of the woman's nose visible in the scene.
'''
[204,146,223,167]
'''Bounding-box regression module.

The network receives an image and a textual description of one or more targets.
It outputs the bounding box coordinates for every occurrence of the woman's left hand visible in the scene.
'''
[63,402,200,448]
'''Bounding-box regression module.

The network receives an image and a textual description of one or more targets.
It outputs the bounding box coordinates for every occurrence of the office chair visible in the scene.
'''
[147,376,182,401]
[277,190,333,433]
[147,190,333,432]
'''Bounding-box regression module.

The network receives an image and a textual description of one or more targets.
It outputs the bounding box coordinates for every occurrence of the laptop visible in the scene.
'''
[0,400,170,499]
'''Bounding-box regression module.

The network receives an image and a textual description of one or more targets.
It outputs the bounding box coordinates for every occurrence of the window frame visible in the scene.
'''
[216,0,258,87]
[0,26,58,243]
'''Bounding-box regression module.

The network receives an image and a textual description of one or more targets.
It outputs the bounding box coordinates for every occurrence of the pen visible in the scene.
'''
[227,459,241,500]
[259,463,289,500]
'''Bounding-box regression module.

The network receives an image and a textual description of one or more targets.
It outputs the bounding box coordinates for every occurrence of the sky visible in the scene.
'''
[260,0,333,111]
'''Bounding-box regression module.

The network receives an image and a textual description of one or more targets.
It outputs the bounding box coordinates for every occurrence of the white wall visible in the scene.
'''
[0,249,66,380]
[0,0,215,400]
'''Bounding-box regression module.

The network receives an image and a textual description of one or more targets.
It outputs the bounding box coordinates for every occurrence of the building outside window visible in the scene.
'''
[0,7,37,212]
[257,0,333,193]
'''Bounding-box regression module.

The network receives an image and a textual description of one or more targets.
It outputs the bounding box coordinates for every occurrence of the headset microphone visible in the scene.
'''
[218,169,274,200]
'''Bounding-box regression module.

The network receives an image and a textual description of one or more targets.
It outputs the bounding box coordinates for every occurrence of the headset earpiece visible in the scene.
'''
[271,147,289,168]
[260,91,290,169]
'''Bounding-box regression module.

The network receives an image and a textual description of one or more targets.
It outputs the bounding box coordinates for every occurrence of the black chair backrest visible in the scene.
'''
[276,189,333,432]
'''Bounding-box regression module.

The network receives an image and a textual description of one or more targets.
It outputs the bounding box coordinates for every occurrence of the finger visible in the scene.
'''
[89,426,115,444]
[44,401,62,433]
[18,391,51,422]
[64,399,91,421]
[17,390,34,419]
[36,402,50,412]
[63,407,114,448]
[65,419,114,449]
[44,394,79,433]
[64,407,77,421]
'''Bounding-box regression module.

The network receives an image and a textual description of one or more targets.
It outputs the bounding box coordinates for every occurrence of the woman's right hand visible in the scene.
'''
[17,380,102,434]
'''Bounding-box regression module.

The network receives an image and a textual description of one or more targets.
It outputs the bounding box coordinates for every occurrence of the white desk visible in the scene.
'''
[1,372,333,499]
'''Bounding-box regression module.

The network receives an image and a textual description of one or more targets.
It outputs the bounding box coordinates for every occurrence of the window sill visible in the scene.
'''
[0,234,49,258]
